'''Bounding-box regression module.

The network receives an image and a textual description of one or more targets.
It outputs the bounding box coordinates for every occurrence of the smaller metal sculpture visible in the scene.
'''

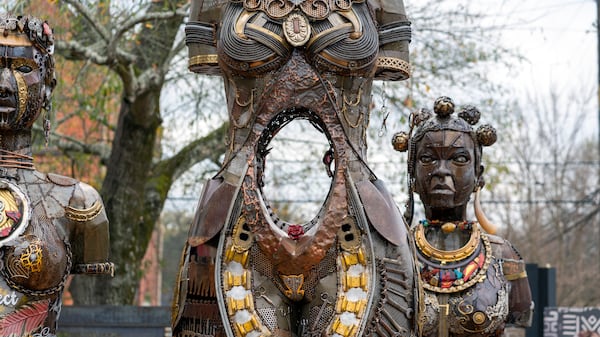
[392,97,533,337]
[0,14,113,337]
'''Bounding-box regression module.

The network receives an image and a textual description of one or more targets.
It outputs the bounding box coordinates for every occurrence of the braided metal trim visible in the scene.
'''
[376,57,411,80]
[73,262,114,276]
[65,201,103,222]
[189,54,219,67]
[378,21,412,45]
[185,21,216,46]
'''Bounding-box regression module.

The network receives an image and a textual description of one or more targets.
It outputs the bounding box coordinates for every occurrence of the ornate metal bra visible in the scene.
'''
[218,1,380,77]
[415,222,492,293]
[0,169,111,337]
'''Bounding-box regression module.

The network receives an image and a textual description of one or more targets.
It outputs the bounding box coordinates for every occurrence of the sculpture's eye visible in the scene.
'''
[452,153,470,164]
[16,65,33,73]
[419,155,435,164]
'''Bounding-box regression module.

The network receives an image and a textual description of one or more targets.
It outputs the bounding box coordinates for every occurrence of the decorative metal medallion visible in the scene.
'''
[283,12,311,47]
[0,180,30,247]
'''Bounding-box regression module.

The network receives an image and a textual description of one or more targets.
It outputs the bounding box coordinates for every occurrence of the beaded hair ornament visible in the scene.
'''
[391,96,498,233]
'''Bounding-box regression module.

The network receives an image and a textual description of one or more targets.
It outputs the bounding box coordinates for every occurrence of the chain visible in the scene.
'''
[0,241,72,297]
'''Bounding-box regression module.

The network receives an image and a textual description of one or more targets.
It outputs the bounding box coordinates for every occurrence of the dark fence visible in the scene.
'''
[526,264,557,337]
[58,306,171,337]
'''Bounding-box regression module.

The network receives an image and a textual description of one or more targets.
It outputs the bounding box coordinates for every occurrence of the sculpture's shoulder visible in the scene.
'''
[45,172,110,267]
[44,172,104,219]
[485,233,524,261]
[368,0,407,15]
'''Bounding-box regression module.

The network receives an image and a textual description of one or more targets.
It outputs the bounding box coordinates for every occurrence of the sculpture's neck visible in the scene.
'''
[0,130,34,170]
[0,130,33,155]
[424,205,468,222]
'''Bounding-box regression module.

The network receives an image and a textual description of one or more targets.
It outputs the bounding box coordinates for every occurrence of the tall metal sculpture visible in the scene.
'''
[172,0,417,336]
[0,13,113,337]
[392,97,533,337]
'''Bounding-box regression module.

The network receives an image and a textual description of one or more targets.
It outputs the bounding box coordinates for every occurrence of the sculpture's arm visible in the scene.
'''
[370,0,412,80]
[186,0,227,75]
[66,182,113,275]
[500,240,534,327]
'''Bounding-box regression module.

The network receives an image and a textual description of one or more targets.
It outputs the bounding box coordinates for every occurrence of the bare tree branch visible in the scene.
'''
[152,122,228,184]
[56,40,111,64]
[62,0,111,42]
[33,126,111,161]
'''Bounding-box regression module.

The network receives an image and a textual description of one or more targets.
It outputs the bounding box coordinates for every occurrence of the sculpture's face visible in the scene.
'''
[413,130,477,210]
[0,36,47,131]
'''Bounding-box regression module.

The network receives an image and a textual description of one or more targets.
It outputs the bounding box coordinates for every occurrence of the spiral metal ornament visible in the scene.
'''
[433,96,454,118]
[392,131,409,152]
[476,124,497,147]
[411,108,432,128]
[458,105,480,125]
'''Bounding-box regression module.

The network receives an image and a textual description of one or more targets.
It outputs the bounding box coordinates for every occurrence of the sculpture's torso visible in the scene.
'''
[0,169,109,337]
[414,223,529,337]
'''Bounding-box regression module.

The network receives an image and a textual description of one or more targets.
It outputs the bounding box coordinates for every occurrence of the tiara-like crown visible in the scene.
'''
[0,13,54,54]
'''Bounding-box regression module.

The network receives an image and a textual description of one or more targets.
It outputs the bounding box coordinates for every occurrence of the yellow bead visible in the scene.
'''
[441,222,456,233]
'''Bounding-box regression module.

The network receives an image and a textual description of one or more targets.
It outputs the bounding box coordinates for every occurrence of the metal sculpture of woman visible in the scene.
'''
[392,97,533,337]
[0,14,112,337]
[172,0,417,336]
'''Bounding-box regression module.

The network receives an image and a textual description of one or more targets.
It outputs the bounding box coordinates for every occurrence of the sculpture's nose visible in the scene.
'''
[0,69,15,99]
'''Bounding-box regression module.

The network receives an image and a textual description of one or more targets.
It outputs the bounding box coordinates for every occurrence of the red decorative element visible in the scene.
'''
[5,211,21,223]
[287,225,304,240]
[43,22,52,36]
[441,270,455,288]
[0,227,11,237]
[462,252,485,281]
[476,251,485,268]
[0,300,50,336]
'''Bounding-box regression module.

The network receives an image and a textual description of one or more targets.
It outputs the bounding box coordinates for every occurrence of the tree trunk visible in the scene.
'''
[71,92,163,303]
[70,0,185,304]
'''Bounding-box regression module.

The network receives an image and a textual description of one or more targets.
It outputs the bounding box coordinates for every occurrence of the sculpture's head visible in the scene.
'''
[393,97,497,216]
[0,13,55,132]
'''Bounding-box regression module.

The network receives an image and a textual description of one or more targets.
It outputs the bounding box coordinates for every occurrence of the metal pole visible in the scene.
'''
[597,0,600,307]
[597,0,600,158]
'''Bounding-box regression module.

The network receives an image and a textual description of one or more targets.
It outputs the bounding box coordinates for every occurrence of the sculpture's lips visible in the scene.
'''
[0,106,15,126]
[431,184,455,195]
[0,107,16,114]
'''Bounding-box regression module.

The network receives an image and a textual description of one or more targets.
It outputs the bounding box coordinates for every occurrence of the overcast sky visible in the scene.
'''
[483,0,598,137]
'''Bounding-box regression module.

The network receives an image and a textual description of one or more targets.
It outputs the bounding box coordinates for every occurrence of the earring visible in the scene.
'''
[43,98,51,146]
[474,187,497,234]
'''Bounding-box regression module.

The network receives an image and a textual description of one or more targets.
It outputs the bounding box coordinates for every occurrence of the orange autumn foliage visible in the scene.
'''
[26,1,118,189]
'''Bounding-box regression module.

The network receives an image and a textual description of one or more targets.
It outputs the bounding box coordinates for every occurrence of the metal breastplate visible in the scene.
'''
[416,231,510,337]
[0,179,67,337]
[218,0,379,77]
